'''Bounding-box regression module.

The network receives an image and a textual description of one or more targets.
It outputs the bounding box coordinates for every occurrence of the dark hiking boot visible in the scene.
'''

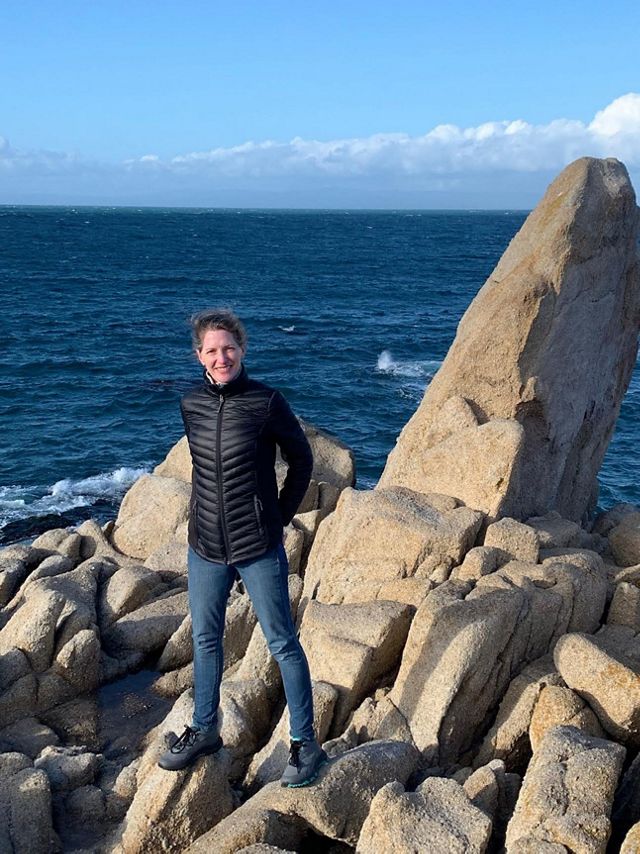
[157,725,223,771]
[280,738,328,788]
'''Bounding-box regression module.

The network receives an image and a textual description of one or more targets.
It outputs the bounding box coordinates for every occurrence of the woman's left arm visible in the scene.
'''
[267,390,314,525]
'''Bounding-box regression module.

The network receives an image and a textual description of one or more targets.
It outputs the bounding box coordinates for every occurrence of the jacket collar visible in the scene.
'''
[203,363,249,397]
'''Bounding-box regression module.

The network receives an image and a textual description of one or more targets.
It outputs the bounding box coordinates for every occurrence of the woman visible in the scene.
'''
[158,308,327,788]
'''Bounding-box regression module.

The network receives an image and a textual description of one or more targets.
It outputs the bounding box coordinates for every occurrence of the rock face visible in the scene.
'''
[505,725,625,853]
[378,157,640,523]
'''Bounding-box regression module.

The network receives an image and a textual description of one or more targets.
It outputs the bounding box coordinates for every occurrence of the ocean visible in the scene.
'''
[1,206,638,545]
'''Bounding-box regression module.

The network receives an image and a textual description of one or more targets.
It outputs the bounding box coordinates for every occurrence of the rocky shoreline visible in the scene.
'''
[2,156,640,853]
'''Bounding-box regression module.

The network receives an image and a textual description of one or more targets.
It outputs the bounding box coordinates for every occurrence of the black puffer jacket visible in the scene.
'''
[180,365,313,564]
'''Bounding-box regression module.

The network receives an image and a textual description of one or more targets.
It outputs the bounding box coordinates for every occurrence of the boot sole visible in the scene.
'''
[282,751,329,788]
[158,735,223,771]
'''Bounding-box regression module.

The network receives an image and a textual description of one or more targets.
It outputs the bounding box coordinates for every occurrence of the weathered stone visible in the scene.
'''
[379,158,640,524]
[32,527,82,560]
[608,581,640,628]
[188,740,419,852]
[64,783,106,824]
[526,510,593,550]
[28,561,99,649]
[0,589,66,672]
[112,473,191,559]
[303,486,482,606]
[103,590,189,656]
[39,696,99,750]
[593,502,640,536]
[0,717,60,758]
[369,550,605,766]
[529,686,604,751]
[0,760,58,854]
[610,513,640,566]
[300,599,413,732]
[282,525,304,575]
[621,823,640,854]
[0,546,50,607]
[554,630,640,743]
[451,546,502,582]
[245,681,338,790]
[144,537,189,575]
[35,745,99,791]
[356,778,492,853]
[0,671,38,728]
[505,725,625,853]
[483,518,539,564]
[99,563,165,627]
[22,553,76,587]
[52,627,101,692]
[299,419,355,490]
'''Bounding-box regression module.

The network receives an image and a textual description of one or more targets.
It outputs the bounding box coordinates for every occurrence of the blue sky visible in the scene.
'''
[1,0,639,206]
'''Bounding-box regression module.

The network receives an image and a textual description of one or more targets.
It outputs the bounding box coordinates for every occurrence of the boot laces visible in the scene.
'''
[288,739,304,769]
[171,726,199,753]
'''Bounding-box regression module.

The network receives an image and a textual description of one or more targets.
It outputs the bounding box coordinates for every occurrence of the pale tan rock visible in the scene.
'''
[27,561,99,649]
[103,590,189,657]
[112,474,191,559]
[244,681,338,790]
[299,419,355,490]
[463,759,520,829]
[526,510,593,549]
[610,513,640,566]
[22,553,76,587]
[0,589,66,672]
[593,502,640,536]
[0,672,38,728]
[282,525,304,575]
[52,628,101,692]
[143,538,189,575]
[299,599,413,732]
[554,631,640,743]
[99,563,164,627]
[608,581,640,628]
[153,435,191,480]
[187,740,419,852]
[34,744,99,791]
[318,480,341,514]
[529,686,604,751]
[622,823,640,854]
[484,518,540,564]
[303,486,483,606]
[505,725,625,853]
[0,717,59,758]
[157,614,193,671]
[0,759,58,854]
[0,549,37,607]
[370,550,606,766]
[32,527,82,560]
[356,778,492,854]
[379,158,640,524]
[451,546,501,582]
[297,478,319,514]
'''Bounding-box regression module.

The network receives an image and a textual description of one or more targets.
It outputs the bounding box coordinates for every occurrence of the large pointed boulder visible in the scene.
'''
[379,157,640,523]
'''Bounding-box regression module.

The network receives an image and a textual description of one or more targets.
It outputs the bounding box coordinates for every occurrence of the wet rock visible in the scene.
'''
[379,158,640,524]
[112,473,191,560]
[303,486,482,607]
[188,740,419,852]
[529,685,604,751]
[505,725,625,853]
[356,777,492,853]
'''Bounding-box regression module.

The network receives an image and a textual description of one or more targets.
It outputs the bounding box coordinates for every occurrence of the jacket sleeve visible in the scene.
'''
[267,390,313,525]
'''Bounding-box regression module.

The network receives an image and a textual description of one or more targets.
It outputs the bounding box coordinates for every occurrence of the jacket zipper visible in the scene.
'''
[216,394,232,561]
[254,494,266,539]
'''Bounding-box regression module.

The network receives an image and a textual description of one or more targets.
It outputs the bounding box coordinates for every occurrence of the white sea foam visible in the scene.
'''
[0,466,148,529]
[278,325,296,333]
[375,350,442,380]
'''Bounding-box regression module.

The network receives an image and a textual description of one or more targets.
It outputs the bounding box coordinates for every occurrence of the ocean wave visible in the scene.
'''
[375,350,442,380]
[0,466,148,530]
[278,325,296,333]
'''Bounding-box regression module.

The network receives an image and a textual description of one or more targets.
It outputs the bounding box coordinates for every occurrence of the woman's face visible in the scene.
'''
[197,328,245,383]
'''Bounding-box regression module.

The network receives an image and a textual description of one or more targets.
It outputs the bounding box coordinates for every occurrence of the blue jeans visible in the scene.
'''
[188,542,315,741]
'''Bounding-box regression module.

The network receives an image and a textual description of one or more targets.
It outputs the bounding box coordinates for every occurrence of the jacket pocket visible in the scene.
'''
[253,495,266,539]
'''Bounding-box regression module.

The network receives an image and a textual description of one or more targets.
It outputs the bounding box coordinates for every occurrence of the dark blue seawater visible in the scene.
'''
[1,206,638,544]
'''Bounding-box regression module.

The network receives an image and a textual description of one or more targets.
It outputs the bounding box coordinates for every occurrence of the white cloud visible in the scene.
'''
[1,94,639,205]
